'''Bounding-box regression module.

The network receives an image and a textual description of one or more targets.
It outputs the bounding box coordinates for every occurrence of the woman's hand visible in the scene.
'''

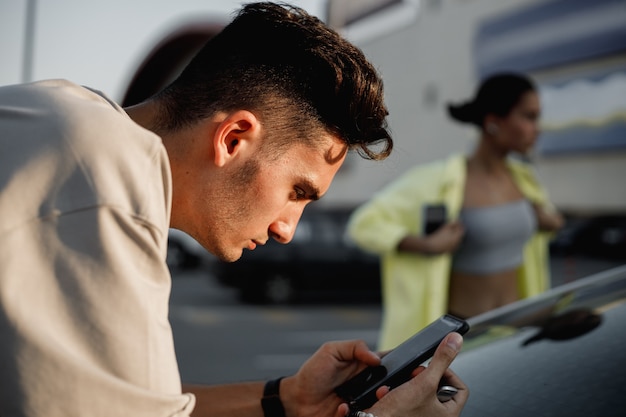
[532,203,565,232]
[398,221,465,255]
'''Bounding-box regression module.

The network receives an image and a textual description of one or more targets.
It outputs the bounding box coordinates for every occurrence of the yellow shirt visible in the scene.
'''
[348,154,553,350]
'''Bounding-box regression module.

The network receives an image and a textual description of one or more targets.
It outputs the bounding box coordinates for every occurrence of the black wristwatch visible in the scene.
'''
[261,377,286,417]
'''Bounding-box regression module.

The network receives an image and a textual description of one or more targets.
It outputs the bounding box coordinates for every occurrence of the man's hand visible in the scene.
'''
[280,340,380,417]
[280,332,468,417]
[367,332,468,417]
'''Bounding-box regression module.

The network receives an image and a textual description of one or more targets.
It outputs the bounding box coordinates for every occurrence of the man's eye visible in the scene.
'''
[294,188,307,200]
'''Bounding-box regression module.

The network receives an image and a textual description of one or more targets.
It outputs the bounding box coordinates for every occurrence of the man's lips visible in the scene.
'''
[248,239,266,250]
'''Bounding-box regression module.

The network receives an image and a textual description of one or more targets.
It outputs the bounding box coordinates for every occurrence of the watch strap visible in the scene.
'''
[261,377,286,417]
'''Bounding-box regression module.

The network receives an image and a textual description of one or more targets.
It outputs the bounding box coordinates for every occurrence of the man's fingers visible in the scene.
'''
[375,384,391,400]
[324,339,380,365]
[334,403,350,417]
[411,366,426,377]
[351,340,382,366]
[441,369,469,405]
[441,368,467,393]
[424,332,463,378]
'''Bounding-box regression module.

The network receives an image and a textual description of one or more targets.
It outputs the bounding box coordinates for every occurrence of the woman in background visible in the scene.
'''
[348,73,564,350]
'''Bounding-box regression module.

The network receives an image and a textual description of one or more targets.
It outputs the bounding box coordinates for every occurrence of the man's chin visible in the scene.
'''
[215,248,244,263]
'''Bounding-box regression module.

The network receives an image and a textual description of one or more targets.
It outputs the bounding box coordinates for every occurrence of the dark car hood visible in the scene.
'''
[453,265,626,417]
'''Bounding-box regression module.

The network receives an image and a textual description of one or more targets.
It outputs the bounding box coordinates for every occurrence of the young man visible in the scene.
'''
[0,3,467,417]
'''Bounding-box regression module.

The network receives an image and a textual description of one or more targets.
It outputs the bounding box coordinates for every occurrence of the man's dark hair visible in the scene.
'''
[156,2,392,160]
[447,72,536,128]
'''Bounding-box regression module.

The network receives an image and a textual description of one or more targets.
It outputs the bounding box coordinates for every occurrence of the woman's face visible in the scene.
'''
[492,90,541,155]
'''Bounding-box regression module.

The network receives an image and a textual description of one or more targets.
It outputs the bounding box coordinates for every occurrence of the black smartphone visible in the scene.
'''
[334,314,469,412]
[423,204,447,235]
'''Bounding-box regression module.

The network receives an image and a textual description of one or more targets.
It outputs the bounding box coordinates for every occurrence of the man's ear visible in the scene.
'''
[213,110,262,167]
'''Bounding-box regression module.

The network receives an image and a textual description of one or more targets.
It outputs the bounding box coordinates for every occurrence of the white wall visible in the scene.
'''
[324,0,626,215]
[325,0,541,207]
[3,0,624,214]
[0,0,325,100]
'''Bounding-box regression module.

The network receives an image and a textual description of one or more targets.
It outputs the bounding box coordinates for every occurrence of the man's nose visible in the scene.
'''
[269,206,305,244]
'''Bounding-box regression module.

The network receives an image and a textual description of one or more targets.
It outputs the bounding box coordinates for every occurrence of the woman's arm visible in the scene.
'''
[532,203,565,232]
[397,221,465,255]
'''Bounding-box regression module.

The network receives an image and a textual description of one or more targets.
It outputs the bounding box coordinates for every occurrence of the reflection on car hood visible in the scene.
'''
[454,265,626,417]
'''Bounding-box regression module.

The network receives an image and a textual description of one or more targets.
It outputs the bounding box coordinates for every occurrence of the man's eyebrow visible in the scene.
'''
[300,177,321,201]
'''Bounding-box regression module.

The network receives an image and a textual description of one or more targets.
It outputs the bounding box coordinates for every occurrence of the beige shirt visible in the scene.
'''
[0,80,195,416]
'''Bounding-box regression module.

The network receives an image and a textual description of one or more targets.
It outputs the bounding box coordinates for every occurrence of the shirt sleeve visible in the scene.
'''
[347,164,443,255]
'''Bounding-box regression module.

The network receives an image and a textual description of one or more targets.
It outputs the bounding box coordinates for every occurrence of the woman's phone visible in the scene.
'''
[423,204,447,235]
[334,314,469,411]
